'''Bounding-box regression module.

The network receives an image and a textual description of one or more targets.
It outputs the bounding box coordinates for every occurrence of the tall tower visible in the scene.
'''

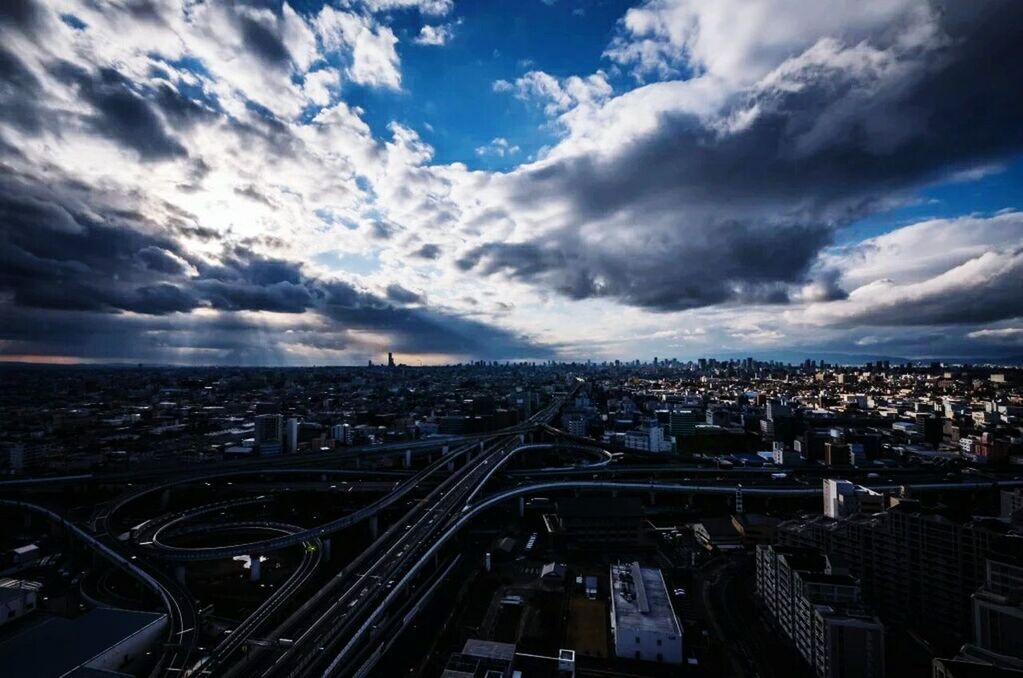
[388,352,396,368]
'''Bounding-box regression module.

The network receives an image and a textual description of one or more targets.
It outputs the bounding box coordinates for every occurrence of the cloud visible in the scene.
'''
[315,6,402,90]
[604,0,934,84]
[467,1,1023,315]
[1,0,1022,364]
[385,283,424,304]
[968,328,1023,345]
[414,23,456,46]
[494,70,612,116]
[475,137,520,157]
[413,243,441,259]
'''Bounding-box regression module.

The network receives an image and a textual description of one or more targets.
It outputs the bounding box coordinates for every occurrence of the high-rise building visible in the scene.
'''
[756,544,884,678]
[778,505,1014,639]
[254,414,282,447]
[972,559,1023,661]
[286,417,299,454]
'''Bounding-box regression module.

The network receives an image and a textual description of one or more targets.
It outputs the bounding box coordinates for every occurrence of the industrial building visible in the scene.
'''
[0,607,167,676]
[0,579,39,628]
[608,562,683,664]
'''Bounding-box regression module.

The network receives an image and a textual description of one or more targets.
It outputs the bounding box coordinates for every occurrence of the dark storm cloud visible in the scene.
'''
[464,0,1023,314]
[0,45,44,133]
[0,169,551,360]
[385,284,423,304]
[0,0,42,31]
[136,246,188,274]
[239,16,292,69]
[50,62,187,160]
[413,243,441,260]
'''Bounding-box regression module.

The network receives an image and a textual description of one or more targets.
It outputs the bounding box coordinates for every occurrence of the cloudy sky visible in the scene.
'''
[1,0,1022,365]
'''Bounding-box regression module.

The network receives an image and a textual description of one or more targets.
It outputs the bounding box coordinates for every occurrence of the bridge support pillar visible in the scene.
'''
[447,460,455,472]
[369,515,379,540]
[519,433,525,445]
[442,445,449,456]
[404,449,412,469]
[649,492,657,505]
[249,556,261,582]
[518,496,525,518]
[175,565,186,585]
[322,538,332,561]
[355,456,362,469]
[160,488,171,511]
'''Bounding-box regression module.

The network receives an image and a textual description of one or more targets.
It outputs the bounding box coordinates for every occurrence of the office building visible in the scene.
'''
[254,414,282,446]
[823,479,884,519]
[286,417,299,454]
[548,497,645,549]
[624,422,671,453]
[609,562,683,664]
[669,410,698,438]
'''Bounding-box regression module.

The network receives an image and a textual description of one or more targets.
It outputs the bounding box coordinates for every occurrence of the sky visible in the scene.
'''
[1,0,1022,366]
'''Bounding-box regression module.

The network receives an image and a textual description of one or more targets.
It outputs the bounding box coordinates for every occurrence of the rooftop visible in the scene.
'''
[0,608,165,677]
[609,562,681,636]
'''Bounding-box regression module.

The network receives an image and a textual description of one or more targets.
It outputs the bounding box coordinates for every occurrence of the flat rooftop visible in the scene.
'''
[610,562,681,636]
[0,608,165,677]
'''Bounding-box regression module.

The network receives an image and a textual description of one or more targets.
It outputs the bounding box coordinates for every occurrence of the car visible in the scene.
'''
[674,587,687,597]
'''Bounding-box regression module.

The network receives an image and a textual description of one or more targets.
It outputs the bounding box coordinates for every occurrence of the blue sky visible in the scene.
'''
[343,0,636,169]
[1,0,1022,365]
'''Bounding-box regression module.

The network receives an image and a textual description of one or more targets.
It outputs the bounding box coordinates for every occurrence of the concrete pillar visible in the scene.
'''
[518,497,525,518]
[649,492,657,505]
[404,449,412,469]
[175,565,186,585]
[519,434,525,445]
[354,456,361,469]
[249,556,261,582]
[322,538,332,561]
[442,445,449,456]
[160,488,171,511]
[447,460,455,472]
[369,514,379,540]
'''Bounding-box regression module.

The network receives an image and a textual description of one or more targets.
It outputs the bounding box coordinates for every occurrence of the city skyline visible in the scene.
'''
[2,0,1023,366]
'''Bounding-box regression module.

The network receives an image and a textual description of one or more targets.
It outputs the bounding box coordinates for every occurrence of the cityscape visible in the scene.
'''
[1,360,1022,677]
[2,1,1023,677]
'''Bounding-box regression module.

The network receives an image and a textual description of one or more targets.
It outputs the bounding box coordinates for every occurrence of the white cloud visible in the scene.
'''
[414,23,457,46]
[315,7,402,90]
[604,0,936,84]
[475,138,520,157]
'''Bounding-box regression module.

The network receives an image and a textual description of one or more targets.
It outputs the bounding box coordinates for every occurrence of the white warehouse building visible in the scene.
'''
[609,562,683,665]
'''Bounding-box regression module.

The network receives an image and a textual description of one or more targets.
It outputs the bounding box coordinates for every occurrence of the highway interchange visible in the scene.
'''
[3,383,1023,678]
